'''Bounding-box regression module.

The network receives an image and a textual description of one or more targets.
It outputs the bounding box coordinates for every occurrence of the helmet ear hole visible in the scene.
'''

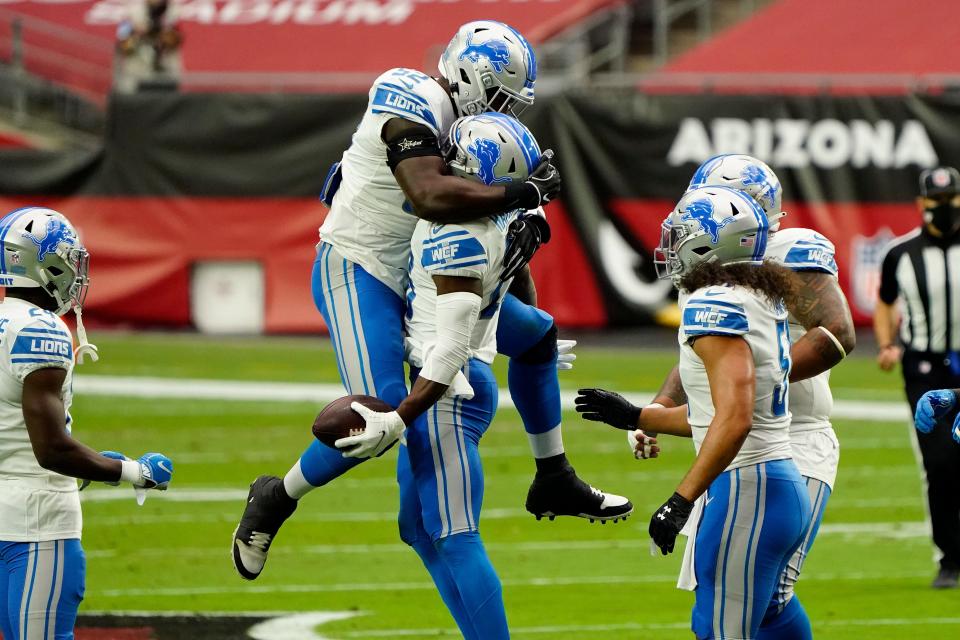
[459,69,471,84]
[692,246,711,256]
[47,266,63,276]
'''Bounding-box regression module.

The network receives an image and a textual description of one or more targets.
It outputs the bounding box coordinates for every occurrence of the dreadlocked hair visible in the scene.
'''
[679,260,800,307]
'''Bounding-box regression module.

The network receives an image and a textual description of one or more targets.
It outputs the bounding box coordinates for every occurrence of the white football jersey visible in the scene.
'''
[678,284,793,471]
[405,213,518,372]
[320,68,457,297]
[0,297,81,542]
[766,228,838,433]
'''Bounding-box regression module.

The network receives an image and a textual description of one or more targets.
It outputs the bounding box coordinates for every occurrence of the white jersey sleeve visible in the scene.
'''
[419,223,490,280]
[4,313,74,381]
[368,68,448,137]
[766,228,837,275]
[679,286,750,339]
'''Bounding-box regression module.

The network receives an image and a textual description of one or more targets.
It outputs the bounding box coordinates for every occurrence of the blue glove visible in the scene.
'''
[914,390,957,434]
[100,450,173,490]
[953,414,960,444]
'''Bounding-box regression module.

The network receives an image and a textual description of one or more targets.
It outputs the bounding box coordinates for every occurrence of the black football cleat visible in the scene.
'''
[232,475,298,580]
[526,465,632,523]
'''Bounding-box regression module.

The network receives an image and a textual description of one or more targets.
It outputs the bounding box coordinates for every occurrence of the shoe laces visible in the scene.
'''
[589,486,604,498]
[247,531,273,552]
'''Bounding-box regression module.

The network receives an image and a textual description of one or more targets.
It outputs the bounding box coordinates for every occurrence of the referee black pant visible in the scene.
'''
[904,350,960,571]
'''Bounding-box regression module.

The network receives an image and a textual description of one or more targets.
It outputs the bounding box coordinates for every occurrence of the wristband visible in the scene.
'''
[817,326,847,359]
[504,182,538,211]
[119,459,141,484]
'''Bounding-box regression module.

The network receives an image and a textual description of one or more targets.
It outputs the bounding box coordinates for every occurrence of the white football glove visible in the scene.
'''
[557,339,577,371]
[336,402,405,459]
[627,429,659,460]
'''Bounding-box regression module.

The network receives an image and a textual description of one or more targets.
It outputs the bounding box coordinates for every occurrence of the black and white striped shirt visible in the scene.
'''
[879,227,960,353]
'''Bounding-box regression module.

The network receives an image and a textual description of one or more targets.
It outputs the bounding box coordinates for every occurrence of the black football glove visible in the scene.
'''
[503,149,562,210]
[575,388,642,430]
[649,492,695,555]
[502,214,551,282]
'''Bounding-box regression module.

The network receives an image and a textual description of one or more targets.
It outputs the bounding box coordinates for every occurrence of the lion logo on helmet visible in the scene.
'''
[739,164,778,212]
[24,218,77,262]
[459,33,512,73]
[680,198,736,244]
[467,138,511,185]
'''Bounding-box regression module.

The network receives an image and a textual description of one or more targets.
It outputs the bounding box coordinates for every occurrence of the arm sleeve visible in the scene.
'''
[878,245,901,305]
[419,292,482,386]
[420,224,489,279]
[780,231,838,275]
[681,287,750,339]
[7,318,73,382]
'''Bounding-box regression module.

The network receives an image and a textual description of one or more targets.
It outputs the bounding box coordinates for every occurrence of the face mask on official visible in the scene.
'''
[923,195,960,236]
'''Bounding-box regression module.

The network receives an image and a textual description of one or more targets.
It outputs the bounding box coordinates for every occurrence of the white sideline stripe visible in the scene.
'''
[93,568,943,598]
[85,523,930,560]
[338,617,960,638]
[74,375,911,422]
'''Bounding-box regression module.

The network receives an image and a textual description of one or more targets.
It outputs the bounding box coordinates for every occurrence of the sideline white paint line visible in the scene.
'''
[95,567,936,598]
[74,375,910,422]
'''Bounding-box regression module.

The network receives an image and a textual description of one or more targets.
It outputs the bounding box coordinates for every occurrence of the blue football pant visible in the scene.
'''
[692,460,812,640]
[296,243,560,488]
[0,539,85,640]
[398,360,508,639]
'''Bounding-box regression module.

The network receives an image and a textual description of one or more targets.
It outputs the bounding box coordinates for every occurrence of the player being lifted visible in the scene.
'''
[0,207,173,639]
[233,20,631,580]
[578,155,855,639]
[342,113,540,638]
[582,187,813,639]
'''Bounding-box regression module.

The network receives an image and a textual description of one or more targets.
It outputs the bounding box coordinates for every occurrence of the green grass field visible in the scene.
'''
[71,332,959,639]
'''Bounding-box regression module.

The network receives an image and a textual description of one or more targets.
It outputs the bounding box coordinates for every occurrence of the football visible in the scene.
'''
[312,394,395,448]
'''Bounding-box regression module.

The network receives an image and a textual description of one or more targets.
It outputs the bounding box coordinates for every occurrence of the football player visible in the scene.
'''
[581,187,813,639]
[232,20,630,581]
[340,113,541,639]
[578,155,855,639]
[0,207,173,640]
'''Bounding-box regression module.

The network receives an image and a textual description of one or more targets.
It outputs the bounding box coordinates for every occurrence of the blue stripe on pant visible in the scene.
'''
[692,460,812,640]
[0,539,85,640]
[397,360,508,640]
[297,243,409,486]
[766,477,831,617]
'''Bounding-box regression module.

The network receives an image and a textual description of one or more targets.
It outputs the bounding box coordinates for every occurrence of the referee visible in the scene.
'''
[875,166,960,589]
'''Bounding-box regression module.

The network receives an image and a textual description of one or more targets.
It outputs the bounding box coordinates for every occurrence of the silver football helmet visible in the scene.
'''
[0,207,88,315]
[439,21,536,118]
[654,186,770,284]
[445,112,541,185]
[687,154,785,230]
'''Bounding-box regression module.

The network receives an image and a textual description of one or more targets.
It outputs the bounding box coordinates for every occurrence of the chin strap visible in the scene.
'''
[73,305,99,364]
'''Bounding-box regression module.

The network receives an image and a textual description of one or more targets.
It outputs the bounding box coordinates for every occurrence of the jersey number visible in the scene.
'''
[772,319,791,417]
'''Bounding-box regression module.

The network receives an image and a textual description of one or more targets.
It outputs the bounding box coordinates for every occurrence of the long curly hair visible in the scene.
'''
[679,260,800,306]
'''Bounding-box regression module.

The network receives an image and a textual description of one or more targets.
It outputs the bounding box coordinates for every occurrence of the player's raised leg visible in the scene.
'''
[497,291,632,522]
[232,243,408,580]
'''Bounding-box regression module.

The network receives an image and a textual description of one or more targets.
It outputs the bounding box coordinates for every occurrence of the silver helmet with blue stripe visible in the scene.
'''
[655,186,770,283]
[445,112,541,185]
[0,207,89,316]
[439,21,536,118]
[687,154,785,231]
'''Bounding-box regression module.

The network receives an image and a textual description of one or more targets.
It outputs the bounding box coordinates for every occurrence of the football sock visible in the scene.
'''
[409,538,479,640]
[435,533,509,640]
[282,440,362,500]
[757,596,813,640]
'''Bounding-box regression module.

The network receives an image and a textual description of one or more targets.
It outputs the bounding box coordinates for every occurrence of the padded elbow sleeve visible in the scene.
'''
[420,292,482,386]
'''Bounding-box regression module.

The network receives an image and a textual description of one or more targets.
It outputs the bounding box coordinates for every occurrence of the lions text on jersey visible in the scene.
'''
[0,298,80,542]
[320,68,456,297]
[679,284,793,470]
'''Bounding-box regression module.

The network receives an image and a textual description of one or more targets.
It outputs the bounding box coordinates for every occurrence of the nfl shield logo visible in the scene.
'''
[851,228,895,315]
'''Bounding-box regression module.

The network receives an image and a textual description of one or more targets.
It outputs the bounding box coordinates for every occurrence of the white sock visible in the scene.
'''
[282,462,313,500]
[527,424,565,459]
